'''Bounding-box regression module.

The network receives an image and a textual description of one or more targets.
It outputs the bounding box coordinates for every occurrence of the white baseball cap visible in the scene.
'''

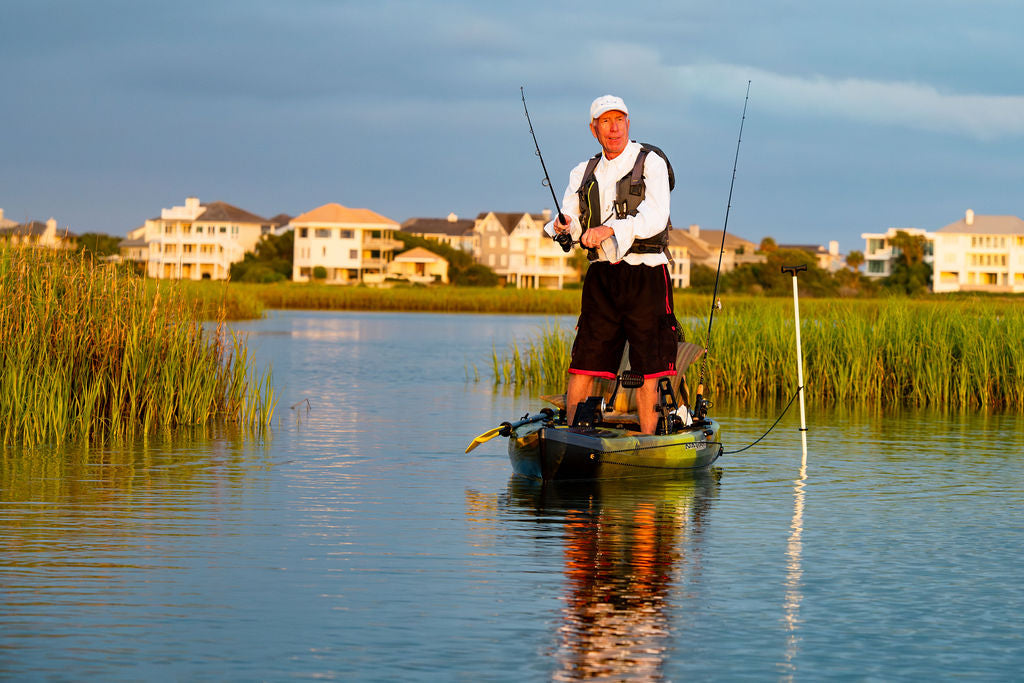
[590,94,629,120]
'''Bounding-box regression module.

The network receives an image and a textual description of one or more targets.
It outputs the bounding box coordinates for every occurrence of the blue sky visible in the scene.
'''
[3,0,1023,252]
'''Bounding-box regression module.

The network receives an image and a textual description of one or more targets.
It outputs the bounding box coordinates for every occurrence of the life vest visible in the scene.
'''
[576,142,675,257]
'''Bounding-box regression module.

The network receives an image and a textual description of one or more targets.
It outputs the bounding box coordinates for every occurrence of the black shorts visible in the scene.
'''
[569,262,679,379]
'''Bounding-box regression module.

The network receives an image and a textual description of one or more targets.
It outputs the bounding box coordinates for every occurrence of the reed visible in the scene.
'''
[490,297,1024,412]
[0,247,275,446]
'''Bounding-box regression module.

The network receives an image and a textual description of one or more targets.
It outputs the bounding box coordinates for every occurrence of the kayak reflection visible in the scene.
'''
[505,472,719,681]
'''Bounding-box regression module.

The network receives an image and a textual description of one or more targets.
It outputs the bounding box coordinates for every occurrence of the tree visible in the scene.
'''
[230,230,294,281]
[76,232,122,257]
[758,236,777,254]
[884,231,931,295]
[845,250,865,271]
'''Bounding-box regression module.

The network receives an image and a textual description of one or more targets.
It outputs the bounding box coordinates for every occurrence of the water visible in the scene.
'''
[2,310,1023,680]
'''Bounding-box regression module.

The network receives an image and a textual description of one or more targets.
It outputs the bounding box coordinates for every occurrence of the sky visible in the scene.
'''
[3,0,1023,253]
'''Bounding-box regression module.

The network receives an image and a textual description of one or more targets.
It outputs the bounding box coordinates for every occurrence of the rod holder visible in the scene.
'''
[781,265,808,433]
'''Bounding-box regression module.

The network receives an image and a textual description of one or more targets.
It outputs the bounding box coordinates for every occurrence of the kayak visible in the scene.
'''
[503,410,723,481]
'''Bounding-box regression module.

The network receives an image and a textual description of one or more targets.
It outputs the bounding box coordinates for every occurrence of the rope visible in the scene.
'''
[723,386,802,455]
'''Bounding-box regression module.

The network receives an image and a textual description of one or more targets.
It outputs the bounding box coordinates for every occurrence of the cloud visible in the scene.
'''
[673,63,1024,140]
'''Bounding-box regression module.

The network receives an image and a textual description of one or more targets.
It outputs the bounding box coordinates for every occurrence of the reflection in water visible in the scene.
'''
[500,475,718,681]
[781,439,808,679]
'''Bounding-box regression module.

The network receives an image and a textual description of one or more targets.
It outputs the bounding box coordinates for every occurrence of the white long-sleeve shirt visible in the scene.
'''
[543,141,670,266]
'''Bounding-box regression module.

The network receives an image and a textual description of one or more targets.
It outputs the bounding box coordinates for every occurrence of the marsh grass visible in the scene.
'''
[491,297,1024,412]
[0,247,275,446]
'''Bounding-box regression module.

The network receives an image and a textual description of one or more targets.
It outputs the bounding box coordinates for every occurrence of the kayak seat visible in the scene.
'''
[540,341,705,424]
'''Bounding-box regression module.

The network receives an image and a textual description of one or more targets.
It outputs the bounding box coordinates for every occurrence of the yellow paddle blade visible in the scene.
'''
[465,426,503,453]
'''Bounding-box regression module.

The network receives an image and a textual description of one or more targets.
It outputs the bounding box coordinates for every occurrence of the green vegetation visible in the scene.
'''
[232,281,583,313]
[490,296,1024,412]
[0,247,274,446]
[75,232,122,258]
[230,230,293,282]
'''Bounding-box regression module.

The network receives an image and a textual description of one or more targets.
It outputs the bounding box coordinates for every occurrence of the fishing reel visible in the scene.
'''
[553,229,573,252]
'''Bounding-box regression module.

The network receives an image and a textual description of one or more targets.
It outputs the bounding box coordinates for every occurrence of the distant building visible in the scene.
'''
[402,213,475,252]
[473,210,578,289]
[120,197,281,280]
[666,230,711,288]
[291,203,402,285]
[932,209,1024,293]
[682,224,762,272]
[0,211,76,249]
[860,227,935,279]
[389,247,449,284]
[777,240,845,272]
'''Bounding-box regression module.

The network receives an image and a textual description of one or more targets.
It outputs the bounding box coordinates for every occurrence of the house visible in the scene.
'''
[473,210,578,289]
[389,247,449,284]
[683,224,761,272]
[932,209,1024,293]
[402,213,475,252]
[860,227,935,278]
[778,240,845,272]
[120,197,279,280]
[0,212,76,249]
[291,203,402,284]
[666,230,711,288]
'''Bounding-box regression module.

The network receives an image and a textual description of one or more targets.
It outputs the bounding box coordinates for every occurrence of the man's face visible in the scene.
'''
[590,110,630,160]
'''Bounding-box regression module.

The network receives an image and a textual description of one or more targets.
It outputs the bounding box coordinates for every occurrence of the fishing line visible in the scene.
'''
[723,386,801,455]
[696,81,751,397]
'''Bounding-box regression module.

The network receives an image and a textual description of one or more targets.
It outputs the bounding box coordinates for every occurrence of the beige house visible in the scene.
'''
[402,213,475,252]
[473,210,578,289]
[682,224,762,272]
[860,227,935,278]
[932,209,1024,293]
[121,197,277,280]
[389,247,449,284]
[291,203,402,284]
[0,211,76,249]
[666,230,711,288]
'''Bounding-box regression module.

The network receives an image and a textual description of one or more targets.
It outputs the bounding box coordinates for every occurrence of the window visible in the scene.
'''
[299,228,308,238]
[350,249,358,259]
[315,228,331,238]
[322,246,327,256]
[196,226,203,233]
[340,230,353,239]
[231,226,239,235]
[164,225,174,234]
[220,226,227,234]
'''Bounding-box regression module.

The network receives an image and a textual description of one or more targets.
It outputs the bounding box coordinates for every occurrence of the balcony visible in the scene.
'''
[362,237,403,251]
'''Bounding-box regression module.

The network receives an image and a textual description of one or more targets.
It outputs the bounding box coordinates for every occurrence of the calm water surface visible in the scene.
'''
[2,310,1023,680]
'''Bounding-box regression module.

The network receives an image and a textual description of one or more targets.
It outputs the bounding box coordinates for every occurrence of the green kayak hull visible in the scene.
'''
[508,418,722,481]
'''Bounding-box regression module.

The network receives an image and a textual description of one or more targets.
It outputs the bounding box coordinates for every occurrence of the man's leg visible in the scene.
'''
[636,377,659,435]
[566,373,594,425]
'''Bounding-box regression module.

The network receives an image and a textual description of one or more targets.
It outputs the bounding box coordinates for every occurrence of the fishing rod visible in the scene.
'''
[694,81,751,419]
[520,86,573,253]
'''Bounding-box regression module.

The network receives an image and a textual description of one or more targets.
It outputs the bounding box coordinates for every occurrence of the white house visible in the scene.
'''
[120,197,280,280]
[932,209,1024,293]
[291,203,402,284]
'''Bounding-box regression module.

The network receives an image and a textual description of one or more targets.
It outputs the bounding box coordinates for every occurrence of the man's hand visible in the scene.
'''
[581,225,614,248]
[553,213,571,233]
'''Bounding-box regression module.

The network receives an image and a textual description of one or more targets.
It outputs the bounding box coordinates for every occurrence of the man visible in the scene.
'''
[544,94,677,434]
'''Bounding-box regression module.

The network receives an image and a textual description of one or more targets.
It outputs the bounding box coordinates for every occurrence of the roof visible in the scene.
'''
[394,247,449,263]
[778,243,830,254]
[667,230,711,260]
[694,228,757,250]
[118,237,149,248]
[402,217,475,236]
[267,213,292,226]
[936,214,1024,235]
[195,201,268,224]
[293,203,397,226]
[478,211,541,235]
[1,221,49,237]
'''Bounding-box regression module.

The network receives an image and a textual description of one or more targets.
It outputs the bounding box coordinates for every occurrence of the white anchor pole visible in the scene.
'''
[782,265,808,436]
